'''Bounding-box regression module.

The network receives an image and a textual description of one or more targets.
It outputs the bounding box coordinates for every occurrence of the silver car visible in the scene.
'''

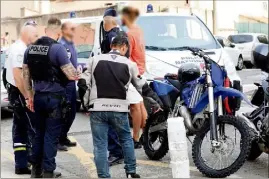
[227,33,268,68]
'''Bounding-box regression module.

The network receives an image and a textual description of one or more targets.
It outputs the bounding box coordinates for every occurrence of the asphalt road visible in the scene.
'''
[1,69,268,178]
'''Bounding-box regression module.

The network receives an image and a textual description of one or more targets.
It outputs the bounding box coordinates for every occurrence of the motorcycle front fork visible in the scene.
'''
[208,78,222,147]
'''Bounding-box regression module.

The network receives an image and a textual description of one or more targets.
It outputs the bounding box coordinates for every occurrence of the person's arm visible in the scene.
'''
[77,57,94,111]
[12,50,27,97]
[56,45,78,80]
[22,51,34,111]
[130,62,162,110]
[127,33,135,58]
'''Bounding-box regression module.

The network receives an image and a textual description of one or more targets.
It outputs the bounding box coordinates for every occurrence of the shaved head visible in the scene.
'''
[20,25,38,46]
[61,21,76,41]
[103,16,117,32]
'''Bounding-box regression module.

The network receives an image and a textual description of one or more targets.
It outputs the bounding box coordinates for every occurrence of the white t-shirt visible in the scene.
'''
[5,39,27,87]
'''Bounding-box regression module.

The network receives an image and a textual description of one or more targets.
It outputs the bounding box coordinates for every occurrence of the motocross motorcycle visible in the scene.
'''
[143,47,254,178]
[238,43,269,161]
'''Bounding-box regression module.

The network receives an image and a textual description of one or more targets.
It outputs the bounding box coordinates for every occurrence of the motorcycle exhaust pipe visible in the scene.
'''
[178,105,198,133]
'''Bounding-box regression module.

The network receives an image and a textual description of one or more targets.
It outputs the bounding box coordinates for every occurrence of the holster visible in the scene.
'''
[60,96,71,122]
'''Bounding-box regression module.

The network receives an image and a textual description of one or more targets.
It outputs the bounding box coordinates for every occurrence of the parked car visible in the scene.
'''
[1,70,9,108]
[215,36,244,70]
[227,33,268,68]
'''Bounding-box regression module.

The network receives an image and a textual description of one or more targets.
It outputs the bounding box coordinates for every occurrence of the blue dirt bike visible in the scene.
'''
[142,47,255,178]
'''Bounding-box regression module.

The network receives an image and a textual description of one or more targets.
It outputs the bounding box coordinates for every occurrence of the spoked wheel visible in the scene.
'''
[143,112,169,160]
[192,115,254,178]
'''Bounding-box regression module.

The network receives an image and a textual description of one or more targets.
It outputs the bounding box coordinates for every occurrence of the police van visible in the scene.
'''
[62,12,241,109]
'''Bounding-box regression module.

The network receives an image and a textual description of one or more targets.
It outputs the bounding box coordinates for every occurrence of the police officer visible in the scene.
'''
[101,8,127,166]
[22,17,78,178]
[5,24,38,175]
[58,21,78,151]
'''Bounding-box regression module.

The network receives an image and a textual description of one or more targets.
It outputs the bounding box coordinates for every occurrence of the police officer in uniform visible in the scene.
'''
[101,8,128,166]
[5,24,38,175]
[58,21,78,151]
[22,17,78,178]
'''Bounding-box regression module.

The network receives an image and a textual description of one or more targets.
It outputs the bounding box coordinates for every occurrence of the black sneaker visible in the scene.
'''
[133,139,142,149]
[31,164,43,178]
[57,144,68,151]
[108,156,124,166]
[15,167,31,175]
[62,137,77,147]
[126,173,141,178]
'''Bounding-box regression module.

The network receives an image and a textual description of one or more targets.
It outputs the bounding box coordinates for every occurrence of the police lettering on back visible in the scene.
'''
[28,45,49,55]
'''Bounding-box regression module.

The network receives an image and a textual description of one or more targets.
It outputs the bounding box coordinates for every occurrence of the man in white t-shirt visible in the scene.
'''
[5,25,38,175]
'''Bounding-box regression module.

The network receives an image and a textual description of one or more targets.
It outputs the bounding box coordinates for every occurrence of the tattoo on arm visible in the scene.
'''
[22,64,32,91]
[60,63,77,80]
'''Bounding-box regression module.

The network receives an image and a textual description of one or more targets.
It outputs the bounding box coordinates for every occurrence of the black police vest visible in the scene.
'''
[27,37,69,87]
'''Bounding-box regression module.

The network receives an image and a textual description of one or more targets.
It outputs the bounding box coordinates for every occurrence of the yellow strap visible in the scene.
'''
[14,147,26,152]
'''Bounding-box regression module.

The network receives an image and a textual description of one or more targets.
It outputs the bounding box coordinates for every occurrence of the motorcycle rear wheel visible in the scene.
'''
[247,140,263,161]
[143,112,169,160]
[192,115,255,178]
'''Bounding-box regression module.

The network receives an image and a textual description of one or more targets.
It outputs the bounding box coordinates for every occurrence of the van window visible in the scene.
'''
[134,16,219,50]
[73,22,96,59]
[257,35,268,44]
[228,35,253,44]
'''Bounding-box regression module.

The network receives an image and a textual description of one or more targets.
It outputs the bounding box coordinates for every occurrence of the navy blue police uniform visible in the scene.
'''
[24,36,72,177]
[58,37,78,147]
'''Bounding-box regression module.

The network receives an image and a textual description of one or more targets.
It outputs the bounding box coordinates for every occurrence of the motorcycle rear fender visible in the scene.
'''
[236,113,259,135]
[192,86,252,114]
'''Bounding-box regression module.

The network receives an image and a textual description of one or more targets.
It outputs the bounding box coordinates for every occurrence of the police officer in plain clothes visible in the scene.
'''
[78,32,161,178]
[101,8,126,166]
[58,21,78,151]
[22,17,78,178]
[5,24,38,175]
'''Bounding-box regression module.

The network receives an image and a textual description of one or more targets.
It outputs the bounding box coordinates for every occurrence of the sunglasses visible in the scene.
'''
[24,20,37,26]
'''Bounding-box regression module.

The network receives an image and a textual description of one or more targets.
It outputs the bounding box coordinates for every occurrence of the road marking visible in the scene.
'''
[66,136,97,178]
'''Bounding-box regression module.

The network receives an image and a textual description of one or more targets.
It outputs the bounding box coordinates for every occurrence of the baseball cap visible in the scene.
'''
[111,31,129,47]
[103,8,117,17]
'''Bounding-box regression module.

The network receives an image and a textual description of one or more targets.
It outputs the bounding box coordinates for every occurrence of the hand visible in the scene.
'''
[153,107,163,114]
[85,112,90,116]
[26,98,34,112]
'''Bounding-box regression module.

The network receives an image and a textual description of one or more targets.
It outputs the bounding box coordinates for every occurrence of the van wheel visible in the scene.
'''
[236,56,244,70]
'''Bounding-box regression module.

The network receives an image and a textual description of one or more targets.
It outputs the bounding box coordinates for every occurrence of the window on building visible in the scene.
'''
[73,22,96,59]
[257,35,268,44]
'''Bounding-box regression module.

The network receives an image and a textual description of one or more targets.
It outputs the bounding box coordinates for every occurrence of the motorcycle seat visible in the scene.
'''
[166,78,181,91]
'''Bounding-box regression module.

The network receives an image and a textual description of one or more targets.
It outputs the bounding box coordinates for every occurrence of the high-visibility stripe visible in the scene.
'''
[14,147,26,152]
[14,143,26,147]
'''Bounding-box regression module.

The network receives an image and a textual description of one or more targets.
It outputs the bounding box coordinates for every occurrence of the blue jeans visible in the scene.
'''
[31,92,64,172]
[108,126,123,158]
[90,111,136,178]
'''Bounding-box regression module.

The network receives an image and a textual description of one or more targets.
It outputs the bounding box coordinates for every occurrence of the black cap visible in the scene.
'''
[103,8,117,17]
[111,31,129,47]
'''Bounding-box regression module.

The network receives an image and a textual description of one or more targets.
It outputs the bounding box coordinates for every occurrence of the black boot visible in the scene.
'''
[15,167,31,175]
[126,173,141,178]
[61,137,77,147]
[43,171,62,178]
[31,164,43,178]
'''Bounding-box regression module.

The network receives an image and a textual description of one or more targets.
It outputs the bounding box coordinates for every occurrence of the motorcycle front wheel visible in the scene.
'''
[192,115,255,178]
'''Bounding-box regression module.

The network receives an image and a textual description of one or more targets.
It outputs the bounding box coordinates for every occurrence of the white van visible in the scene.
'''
[62,13,241,108]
